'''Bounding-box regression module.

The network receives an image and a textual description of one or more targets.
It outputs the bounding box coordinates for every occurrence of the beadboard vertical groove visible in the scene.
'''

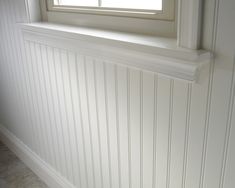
[1,0,21,136]
[58,48,75,182]
[127,68,132,188]
[34,42,56,168]
[93,60,105,188]
[4,0,26,142]
[181,84,192,188]
[103,62,113,188]
[15,0,37,151]
[39,44,60,172]
[199,0,220,187]
[74,54,88,188]
[23,40,40,155]
[30,41,51,162]
[166,80,174,188]
[0,0,235,188]
[67,51,83,187]
[114,65,122,188]
[152,74,158,188]
[219,55,235,188]
[83,57,97,188]
[139,71,143,188]
[51,46,69,178]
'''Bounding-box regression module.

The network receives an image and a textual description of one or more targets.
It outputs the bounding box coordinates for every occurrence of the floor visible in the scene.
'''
[0,141,48,188]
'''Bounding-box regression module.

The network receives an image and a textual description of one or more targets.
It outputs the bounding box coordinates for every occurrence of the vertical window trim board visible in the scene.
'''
[177,0,203,49]
[24,0,42,22]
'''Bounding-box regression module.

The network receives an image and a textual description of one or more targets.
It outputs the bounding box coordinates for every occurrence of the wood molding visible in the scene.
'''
[177,0,202,49]
[24,0,42,22]
[0,124,76,188]
[20,23,211,82]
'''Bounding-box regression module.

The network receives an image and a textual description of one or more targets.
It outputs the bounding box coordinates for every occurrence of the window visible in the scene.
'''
[39,0,202,51]
[42,0,177,37]
[54,0,162,10]
[47,0,174,20]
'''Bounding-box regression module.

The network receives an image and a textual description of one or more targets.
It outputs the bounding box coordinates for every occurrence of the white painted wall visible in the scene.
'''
[0,0,234,188]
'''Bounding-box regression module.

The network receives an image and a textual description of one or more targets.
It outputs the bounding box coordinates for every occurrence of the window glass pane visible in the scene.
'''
[101,0,162,10]
[55,0,162,10]
[57,0,98,6]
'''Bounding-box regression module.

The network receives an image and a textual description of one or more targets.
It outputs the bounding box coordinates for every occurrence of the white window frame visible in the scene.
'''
[46,0,175,20]
[40,0,177,38]
[39,0,202,50]
[177,0,202,49]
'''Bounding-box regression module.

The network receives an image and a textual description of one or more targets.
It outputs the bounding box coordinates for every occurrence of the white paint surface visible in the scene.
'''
[0,0,235,188]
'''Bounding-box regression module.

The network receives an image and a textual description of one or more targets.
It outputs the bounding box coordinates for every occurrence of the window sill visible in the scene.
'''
[20,22,211,82]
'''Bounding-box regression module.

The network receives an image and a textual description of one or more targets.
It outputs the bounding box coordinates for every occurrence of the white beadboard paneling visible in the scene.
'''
[76,55,96,188]
[169,81,190,188]
[94,60,111,188]
[25,41,45,158]
[35,42,58,169]
[0,1,235,188]
[67,52,83,187]
[60,50,80,185]
[155,76,171,188]
[184,67,209,188]
[116,66,130,188]
[47,46,68,177]
[152,74,158,188]
[85,57,103,188]
[0,0,22,139]
[3,0,26,143]
[223,73,235,188]
[203,0,235,186]
[9,0,37,149]
[30,41,54,165]
[142,72,155,188]
[55,49,75,182]
[39,44,61,173]
[105,63,120,188]
[20,38,38,153]
[68,53,87,188]
[129,69,141,188]
[221,55,235,188]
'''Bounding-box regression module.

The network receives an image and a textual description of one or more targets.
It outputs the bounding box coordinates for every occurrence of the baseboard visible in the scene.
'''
[0,124,76,188]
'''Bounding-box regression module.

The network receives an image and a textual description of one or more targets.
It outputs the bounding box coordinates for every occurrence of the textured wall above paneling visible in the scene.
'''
[0,0,234,188]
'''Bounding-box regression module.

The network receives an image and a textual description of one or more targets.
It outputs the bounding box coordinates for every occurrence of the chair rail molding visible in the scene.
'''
[20,22,211,82]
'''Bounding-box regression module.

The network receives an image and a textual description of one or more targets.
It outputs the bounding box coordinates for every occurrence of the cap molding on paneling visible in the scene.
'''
[20,22,212,82]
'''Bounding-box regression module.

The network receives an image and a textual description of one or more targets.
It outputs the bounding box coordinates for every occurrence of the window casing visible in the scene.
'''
[41,0,202,49]
[47,0,174,20]
[42,0,177,38]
